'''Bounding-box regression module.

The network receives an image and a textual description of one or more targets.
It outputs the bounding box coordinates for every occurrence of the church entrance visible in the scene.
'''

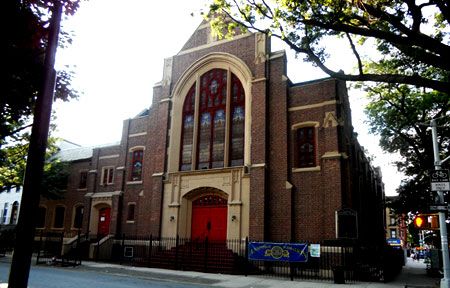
[191,195,227,242]
[97,207,111,238]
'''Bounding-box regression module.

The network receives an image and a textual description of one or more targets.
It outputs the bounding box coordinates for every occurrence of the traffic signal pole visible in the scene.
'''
[431,119,450,288]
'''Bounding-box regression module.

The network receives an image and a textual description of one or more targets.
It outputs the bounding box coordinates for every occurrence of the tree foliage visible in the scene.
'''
[207,0,449,93]
[0,135,69,200]
[1,0,81,145]
[364,81,449,214]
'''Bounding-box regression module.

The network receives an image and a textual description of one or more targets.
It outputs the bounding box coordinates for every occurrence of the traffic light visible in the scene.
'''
[414,215,425,228]
[413,214,439,230]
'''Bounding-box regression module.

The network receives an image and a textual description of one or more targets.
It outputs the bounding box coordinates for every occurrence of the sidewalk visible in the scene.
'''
[0,254,441,287]
[79,257,440,288]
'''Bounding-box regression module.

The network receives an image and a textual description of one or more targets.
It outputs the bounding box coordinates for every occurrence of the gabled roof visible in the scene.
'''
[56,146,93,162]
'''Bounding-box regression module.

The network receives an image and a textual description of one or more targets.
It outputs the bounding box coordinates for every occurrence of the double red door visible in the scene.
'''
[191,195,227,242]
[98,207,111,237]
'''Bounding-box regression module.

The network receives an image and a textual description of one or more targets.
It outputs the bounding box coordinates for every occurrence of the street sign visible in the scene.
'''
[431,169,450,191]
[430,205,448,212]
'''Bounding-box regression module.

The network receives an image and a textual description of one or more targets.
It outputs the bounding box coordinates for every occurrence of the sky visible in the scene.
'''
[53,0,402,195]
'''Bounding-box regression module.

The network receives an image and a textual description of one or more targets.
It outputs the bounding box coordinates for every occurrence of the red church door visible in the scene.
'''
[191,195,227,242]
[98,207,111,238]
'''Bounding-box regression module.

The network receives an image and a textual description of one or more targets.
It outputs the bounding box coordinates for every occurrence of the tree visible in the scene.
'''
[207,0,449,94]
[1,0,81,145]
[363,80,449,214]
[0,135,69,200]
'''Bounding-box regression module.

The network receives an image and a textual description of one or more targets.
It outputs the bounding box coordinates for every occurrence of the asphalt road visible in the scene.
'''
[0,261,209,288]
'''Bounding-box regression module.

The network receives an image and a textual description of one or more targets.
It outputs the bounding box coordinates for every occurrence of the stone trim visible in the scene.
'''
[152,172,164,177]
[85,191,123,198]
[160,98,171,103]
[292,166,321,173]
[99,154,119,160]
[322,151,348,159]
[177,33,253,56]
[251,77,266,83]
[289,100,337,112]
[251,163,266,168]
[128,132,147,138]
[126,180,143,185]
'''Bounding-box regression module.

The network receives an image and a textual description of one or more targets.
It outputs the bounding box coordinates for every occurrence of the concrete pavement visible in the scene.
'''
[80,257,440,287]
[0,254,441,287]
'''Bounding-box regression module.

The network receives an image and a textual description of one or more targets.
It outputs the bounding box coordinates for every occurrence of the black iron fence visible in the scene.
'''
[26,231,403,283]
[91,234,402,283]
[35,230,82,267]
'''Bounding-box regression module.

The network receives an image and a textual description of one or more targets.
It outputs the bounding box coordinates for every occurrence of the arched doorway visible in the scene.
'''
[191,194,227,242]
[98,207,111,237]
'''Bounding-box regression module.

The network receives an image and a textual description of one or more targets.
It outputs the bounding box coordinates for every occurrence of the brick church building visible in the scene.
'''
[38,23,385,246]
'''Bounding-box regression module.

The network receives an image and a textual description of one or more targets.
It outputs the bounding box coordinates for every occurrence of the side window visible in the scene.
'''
[53,206,65,229]
[127,203,136,221]
[73,206,84,229]
[79,171,88,189]
[101,167,114,185]
[129,150,143,181]
[37,207,47,228]
[10,201,19,225]
[296,127,316,168]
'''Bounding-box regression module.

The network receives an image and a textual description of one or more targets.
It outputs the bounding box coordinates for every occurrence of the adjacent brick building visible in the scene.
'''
[39,23,385,246]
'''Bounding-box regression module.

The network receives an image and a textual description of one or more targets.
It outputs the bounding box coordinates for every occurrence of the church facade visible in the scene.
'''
[38,23,385,246]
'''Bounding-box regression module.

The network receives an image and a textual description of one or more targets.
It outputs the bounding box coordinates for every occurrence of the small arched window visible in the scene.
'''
[37,206,46,228]
[73,205,84,229]
[53,206,65,229]
[296,127,316,168]
[129,149,144,181]
[180,69,245,171]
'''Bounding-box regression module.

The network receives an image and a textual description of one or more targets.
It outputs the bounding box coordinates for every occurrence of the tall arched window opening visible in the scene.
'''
[180,68,245,171]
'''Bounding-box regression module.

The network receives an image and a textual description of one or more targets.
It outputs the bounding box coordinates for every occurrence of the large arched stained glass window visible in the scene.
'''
[180,68,245,171]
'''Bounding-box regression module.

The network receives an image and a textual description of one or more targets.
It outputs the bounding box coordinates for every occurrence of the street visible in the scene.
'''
[0,261,209,288]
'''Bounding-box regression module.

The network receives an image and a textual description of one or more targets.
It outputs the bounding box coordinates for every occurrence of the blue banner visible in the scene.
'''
[248,242,308,262]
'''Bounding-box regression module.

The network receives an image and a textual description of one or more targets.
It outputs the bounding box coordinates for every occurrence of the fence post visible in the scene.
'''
[120,233,125,264]
[147,234,152,267]
[204,237,208,272]
[96,236,100,262]
[76,229,81,265]
[36,230,43,265]
[245,237,249,276]
[175,235,179,270]
[60,232,64,265]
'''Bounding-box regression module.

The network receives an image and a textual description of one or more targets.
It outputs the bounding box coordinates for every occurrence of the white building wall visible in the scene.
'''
[0,187,22,225]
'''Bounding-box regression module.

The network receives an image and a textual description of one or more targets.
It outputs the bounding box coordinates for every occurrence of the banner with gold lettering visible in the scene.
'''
[248,242,308,262]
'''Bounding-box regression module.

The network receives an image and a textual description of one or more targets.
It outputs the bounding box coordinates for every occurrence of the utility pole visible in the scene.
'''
[431,119,450,288]
[8,1,62,287]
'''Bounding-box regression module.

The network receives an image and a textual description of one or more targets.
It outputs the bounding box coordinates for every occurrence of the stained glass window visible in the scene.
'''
[230,74,245,166]
[180,68,245,171]
[297,127,316,167]
[180,85,196,171]
[130,150,143,181]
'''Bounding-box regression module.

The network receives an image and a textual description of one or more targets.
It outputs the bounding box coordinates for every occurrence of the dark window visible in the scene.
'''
[10,201,19,225]
[180,69,245,171]
[54,206,65,229]
[79,171,88,189]
[102,167,114,185]
[37,207,46,228]
[127,204,135,221]
[130,150,143,181]
[297,127,316,168]
[73,206,84,229]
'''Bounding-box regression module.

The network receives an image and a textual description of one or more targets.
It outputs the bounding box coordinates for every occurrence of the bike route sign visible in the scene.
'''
[431,169,450,191]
